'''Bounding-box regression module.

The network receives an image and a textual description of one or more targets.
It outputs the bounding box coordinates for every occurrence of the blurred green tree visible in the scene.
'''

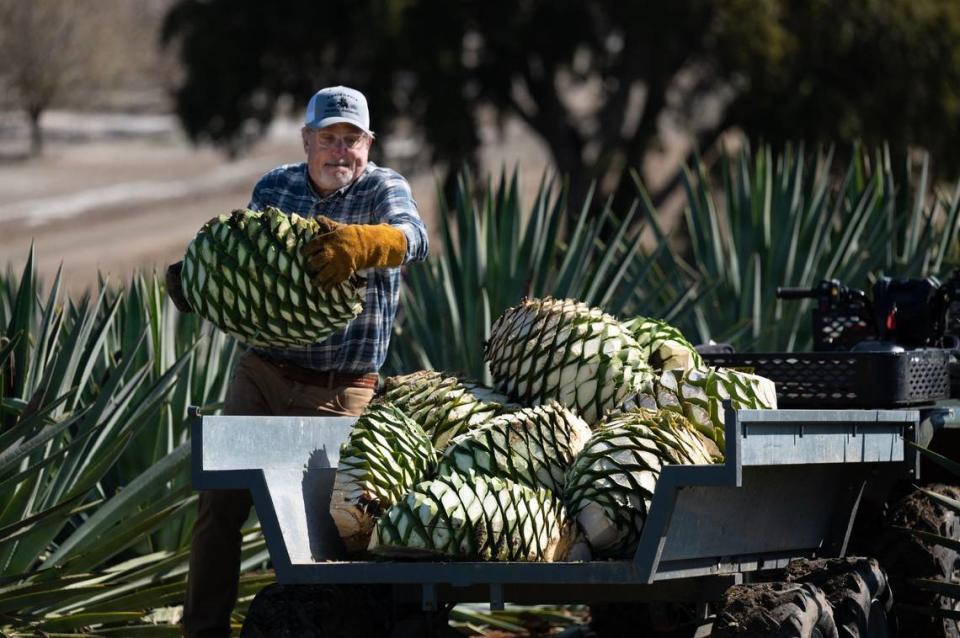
[161,0,960,207]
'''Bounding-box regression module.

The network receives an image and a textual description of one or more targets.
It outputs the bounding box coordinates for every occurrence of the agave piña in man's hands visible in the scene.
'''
[181,208,365,348]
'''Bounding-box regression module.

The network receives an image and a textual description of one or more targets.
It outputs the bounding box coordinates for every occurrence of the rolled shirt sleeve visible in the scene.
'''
[373,171,429,264]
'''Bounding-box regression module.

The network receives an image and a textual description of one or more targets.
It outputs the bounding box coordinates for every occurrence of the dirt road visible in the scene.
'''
[1,107,693,296]
[0,110,554,295]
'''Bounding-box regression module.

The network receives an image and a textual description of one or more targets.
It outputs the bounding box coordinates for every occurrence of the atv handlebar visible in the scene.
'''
[776,287,817,300]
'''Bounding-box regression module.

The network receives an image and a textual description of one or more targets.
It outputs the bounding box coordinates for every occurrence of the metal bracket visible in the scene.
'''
[694,600,714,636]
[695,601,710,619]
[489,583,504,611]
[422,583,437,612]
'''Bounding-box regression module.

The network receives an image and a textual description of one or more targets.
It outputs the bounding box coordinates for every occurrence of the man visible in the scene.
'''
[167,86,429,638]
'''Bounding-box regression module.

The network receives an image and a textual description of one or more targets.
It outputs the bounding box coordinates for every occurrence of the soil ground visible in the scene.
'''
[0,107,689,296]
[0,109,555,295]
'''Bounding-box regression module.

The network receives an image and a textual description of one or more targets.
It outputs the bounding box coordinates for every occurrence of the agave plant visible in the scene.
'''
[388,169,697,381]
[392,146,960,380]
[645,143,960,351]
[0,248,268,636]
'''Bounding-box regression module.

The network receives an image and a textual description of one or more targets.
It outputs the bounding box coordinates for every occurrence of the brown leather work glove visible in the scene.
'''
[300,216,408,290]
[165,261,193,313]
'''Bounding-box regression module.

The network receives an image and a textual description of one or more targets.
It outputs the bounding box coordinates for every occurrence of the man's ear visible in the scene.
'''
[301,128,310,153]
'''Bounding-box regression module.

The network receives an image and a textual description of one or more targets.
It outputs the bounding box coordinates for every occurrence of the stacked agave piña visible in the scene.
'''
[485,297,653,424]
[623,316,704,371]
[330,403,436,552]
[458,379,519,406]
[181,208,364,347]
[623,367,778,451]
[564,410,713,558]
[437,401,591,492]
[369,471,567,561]
[369,402,588,559]
[327,295,778,563]
[381,370,505,448]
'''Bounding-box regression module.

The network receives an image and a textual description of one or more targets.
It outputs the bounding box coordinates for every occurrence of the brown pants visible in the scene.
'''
[182,352,374,638]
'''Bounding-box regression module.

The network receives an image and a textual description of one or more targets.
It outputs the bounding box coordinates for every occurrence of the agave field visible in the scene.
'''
[0,257,269,635]
[1,143,958,635]
[392,144,960,379]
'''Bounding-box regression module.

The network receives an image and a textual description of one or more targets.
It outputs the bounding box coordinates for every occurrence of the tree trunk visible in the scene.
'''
[543,139,594,221]
[27,107,43,157]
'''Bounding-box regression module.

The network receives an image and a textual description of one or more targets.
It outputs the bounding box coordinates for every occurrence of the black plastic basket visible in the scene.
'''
[701,349,950,408]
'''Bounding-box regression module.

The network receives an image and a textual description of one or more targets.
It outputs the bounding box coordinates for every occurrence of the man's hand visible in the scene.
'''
[165,261,193,313]
[300,216,407,290]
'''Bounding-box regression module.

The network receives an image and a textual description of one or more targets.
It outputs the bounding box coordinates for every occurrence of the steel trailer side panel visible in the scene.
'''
[192,407,914,590]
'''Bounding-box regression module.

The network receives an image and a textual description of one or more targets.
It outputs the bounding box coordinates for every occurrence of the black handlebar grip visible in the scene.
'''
[776,287,816,299]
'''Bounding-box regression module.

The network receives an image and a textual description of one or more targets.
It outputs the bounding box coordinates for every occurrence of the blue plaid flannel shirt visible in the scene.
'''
[247,161,428,373]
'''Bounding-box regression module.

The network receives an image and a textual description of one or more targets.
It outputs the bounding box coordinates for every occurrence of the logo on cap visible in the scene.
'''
[324,94,358,116]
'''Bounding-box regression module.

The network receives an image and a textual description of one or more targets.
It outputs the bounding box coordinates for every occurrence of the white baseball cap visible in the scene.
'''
[304,86,373,136]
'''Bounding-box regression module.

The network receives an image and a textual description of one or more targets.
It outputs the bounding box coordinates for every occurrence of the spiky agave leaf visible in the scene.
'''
[437,401,591,493]
[369,470,571,561]
[622,367,778,450]
[564,410,714,558]
[330,402,436,552]
[485,297,653,424]
[622,316,704,372]
[181,207,364,348]
[381,370,505,449]
[0,256,264,633]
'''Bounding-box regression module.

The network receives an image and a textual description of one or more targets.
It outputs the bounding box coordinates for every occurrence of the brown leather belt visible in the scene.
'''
[254,352,378,389]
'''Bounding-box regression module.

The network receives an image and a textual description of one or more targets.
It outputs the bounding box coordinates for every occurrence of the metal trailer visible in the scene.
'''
[190,403,960,634]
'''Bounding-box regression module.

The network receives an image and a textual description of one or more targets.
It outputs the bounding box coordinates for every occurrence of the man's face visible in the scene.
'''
[302,123,372,195]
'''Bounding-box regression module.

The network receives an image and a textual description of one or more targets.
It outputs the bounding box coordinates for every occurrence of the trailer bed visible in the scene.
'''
[192,406,917,604]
